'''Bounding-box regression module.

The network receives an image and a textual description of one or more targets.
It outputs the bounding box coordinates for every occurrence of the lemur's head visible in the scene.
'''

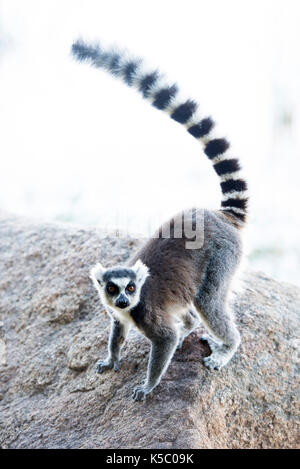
[90,260,149,312]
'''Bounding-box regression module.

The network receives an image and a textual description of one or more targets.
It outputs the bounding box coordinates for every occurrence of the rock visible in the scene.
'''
[0,212,299,449]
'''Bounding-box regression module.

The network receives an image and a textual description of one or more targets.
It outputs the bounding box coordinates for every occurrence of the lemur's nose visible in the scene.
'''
[116,295,129,309]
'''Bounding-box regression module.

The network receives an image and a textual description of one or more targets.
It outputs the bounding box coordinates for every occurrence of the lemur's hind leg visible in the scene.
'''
[193,252,241,370]
[196,304,240,371]
[177,309,200,349]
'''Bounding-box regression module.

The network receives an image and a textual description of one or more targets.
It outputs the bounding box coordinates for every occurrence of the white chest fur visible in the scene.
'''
[109,307,136,328]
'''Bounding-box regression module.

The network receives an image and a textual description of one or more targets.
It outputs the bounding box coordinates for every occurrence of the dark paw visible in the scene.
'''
[96,359,113,374]
[132,386,147,402]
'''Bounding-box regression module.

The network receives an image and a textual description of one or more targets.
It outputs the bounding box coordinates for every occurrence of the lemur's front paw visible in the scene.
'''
[96,359,113,373]
[132,386,148,402]
[96,358,119,374]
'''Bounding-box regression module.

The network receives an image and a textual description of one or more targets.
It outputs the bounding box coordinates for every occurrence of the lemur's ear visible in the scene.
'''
[132,259,150,284]
[90,263,106,286]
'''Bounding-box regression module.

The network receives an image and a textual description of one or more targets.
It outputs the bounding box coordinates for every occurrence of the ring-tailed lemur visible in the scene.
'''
[71,39,248,401]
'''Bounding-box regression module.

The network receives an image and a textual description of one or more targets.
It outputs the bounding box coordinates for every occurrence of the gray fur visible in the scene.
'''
[91,209,244,401]
[96,319,129,373]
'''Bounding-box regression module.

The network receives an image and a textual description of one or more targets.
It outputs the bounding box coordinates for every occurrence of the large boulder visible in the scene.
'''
[0,212,299,449]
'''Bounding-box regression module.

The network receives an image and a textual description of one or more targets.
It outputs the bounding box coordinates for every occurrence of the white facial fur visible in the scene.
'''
[90,259,149,314]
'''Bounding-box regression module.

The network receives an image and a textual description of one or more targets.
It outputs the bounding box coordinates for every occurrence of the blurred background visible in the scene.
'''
[0,0,299,285]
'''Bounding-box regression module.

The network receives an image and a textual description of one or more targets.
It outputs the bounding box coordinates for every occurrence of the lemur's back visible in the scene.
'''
[74,38,247,401]
[130,209,242,319]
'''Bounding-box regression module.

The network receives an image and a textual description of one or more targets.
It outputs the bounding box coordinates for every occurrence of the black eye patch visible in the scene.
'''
[126,282,136,294]
[106,282,119,296]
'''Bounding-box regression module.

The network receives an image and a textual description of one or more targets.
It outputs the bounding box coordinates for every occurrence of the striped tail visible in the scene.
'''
[71,39,248,223]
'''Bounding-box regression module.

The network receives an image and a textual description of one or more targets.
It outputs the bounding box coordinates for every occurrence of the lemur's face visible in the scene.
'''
[90,260,149,312]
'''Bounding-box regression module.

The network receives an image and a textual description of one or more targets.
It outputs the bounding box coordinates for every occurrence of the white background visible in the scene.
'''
[0,0,299,284]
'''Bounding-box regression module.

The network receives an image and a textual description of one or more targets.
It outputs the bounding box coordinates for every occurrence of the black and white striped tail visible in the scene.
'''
[71,39,248,223]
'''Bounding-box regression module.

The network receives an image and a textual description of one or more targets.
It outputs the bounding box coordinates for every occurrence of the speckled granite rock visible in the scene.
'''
[0,212,299,449]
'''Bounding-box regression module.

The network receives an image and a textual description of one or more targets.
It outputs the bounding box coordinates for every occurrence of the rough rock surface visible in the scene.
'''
[0,212,299,449]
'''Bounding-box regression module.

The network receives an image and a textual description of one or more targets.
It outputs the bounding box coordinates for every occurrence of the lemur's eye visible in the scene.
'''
[127,284,135,293]
[107,283,116,294]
